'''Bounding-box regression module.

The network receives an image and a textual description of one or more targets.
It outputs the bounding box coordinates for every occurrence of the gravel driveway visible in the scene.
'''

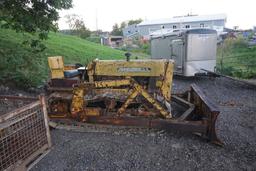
[28,76,256,170]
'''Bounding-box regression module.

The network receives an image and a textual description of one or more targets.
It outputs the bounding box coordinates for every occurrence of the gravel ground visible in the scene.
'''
[2,77,256,171]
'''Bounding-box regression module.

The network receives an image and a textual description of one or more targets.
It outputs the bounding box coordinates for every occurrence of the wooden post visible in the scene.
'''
[39,95,52,148]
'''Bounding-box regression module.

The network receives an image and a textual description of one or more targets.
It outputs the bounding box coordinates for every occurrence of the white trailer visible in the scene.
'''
[150,29,217,76]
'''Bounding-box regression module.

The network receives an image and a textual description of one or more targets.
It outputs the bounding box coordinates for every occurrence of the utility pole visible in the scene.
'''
[96,8,98,32]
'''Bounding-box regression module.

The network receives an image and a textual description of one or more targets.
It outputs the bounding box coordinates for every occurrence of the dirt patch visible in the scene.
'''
[0,98,32,114]
[0,85,39,115]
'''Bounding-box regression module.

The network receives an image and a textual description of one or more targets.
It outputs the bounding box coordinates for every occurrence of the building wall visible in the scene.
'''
[134,19,225,38]
[123,24,139,37]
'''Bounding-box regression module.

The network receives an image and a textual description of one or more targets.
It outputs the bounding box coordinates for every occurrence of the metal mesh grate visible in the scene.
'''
[0,99,50,171]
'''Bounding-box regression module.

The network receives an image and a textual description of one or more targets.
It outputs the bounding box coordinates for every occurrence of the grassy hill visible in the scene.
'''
[0,29,125,88]
[217,38,256,78]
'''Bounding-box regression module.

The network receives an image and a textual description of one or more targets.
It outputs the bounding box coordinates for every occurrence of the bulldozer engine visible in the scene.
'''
[47,56,223,145]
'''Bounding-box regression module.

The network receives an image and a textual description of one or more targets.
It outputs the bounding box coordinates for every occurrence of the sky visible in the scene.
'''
[58,0,256,31]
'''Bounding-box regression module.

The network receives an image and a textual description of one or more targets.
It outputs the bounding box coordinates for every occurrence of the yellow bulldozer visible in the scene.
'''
[46,55,222,145]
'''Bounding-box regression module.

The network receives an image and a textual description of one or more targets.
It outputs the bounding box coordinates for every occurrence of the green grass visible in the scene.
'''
[0,29,126,88]
[45,32,125,62]
[217,43,256,78]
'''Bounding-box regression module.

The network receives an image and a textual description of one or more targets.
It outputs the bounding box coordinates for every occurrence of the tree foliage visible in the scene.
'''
[111,23,123,36]
[128,19,142,25]
[120,21,127,29]
[65,14,90,39]
[0,0,73,45]
[111,19,142,36]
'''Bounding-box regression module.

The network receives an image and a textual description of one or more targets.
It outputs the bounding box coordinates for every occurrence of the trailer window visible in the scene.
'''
[173,25,177,29]
[185,25,190,28]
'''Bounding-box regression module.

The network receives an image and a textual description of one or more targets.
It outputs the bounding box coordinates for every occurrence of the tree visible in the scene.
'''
[65,14,91,39]
[128,19,142,25]
[65,14,79,30]
[120,21,127,29]
[110,19,143,36]
[111,23,122,36]
[0,0,73,40]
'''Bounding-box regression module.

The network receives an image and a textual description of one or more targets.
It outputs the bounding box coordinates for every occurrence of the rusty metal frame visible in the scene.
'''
[116,80,171,118]
[83,83,222,145]
[70,78,172,120]
[46,57,223,145]
[48,83,222,145]
[188,84,222,145]
[0,95,51,171]
[172,95,195,121]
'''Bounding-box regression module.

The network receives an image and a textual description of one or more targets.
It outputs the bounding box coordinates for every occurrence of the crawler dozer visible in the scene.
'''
[46,56,222,145]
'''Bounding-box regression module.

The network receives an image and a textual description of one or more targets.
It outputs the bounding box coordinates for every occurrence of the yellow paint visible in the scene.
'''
[84,108,101,116]
[133,81,171,118]
[67,58,174,119]
[93,89,128,95]
[88,59,174,101]
[117,79,172,118]
[64,65,76,70]
[160,61,174,101]
[117,88,139,115]
[94,79,130,88]
[48,56,65,79]
[70,86,85,117]
[91,59,169,77]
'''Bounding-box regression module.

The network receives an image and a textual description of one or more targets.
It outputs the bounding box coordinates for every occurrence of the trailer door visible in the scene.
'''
[151,37,171,59]
[171,39,184,74]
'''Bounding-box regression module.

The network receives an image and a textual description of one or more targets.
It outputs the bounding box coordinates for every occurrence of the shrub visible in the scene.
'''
[86,36,101,44]
[217,65,256,79]
[141,43,150,54]
[217,37,256,79]
[232,37,248,48]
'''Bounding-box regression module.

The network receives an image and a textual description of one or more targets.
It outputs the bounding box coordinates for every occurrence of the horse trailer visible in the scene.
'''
[150,29,217,76]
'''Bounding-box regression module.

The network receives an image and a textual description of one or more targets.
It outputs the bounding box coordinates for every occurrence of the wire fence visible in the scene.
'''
[216,36,256,78]
[217,47,256,78]
[0,96,51,171]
